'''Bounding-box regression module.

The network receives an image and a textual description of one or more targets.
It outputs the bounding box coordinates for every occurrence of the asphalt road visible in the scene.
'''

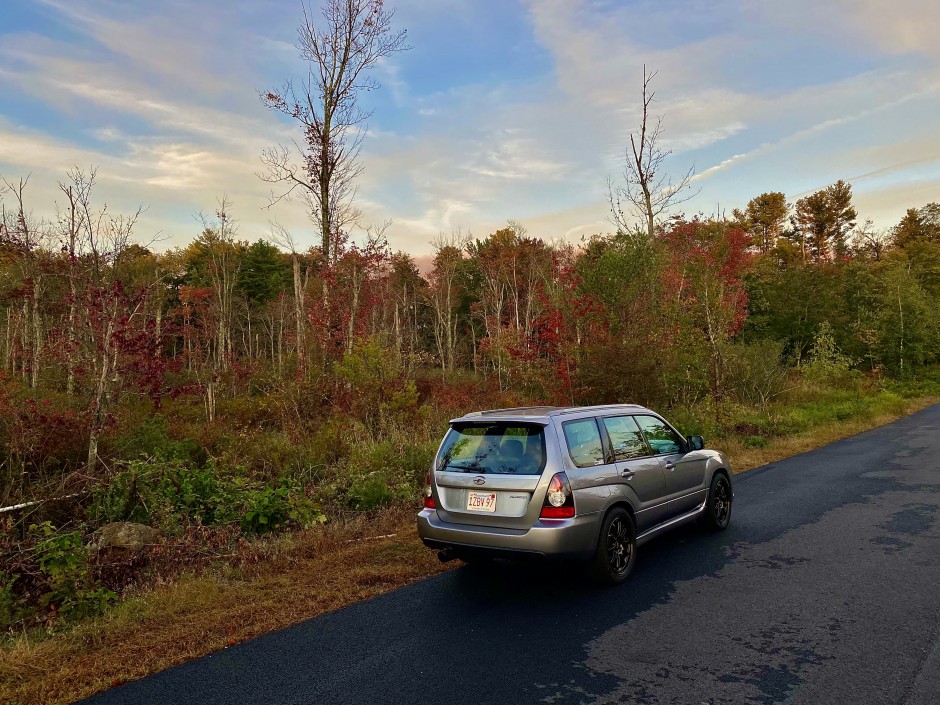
[83,404,940,705]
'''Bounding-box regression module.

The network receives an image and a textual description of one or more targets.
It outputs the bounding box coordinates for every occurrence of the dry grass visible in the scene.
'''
[727,395,940,472]
[2,395,937,705]
[0,507,449,705]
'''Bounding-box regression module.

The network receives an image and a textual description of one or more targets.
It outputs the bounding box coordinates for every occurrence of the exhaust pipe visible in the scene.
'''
[438,547,457,563]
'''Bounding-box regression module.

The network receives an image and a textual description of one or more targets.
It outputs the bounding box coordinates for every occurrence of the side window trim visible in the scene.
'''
[596,416,616,464]
[601,415,654,461]
[561,417,607,468]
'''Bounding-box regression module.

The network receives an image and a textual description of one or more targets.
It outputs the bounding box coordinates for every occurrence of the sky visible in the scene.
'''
[1,0,939,256]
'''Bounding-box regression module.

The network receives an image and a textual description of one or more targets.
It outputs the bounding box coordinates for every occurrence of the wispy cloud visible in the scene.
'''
[1,0,938,254]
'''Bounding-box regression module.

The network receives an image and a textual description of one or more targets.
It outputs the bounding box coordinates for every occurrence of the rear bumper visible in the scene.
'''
[416,508,599,560]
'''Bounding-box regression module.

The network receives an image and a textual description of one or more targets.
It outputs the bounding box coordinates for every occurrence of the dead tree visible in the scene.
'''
[0,176,48,389]
[270,222,310,377]
[610,66,697,238]
[261,0,409,264]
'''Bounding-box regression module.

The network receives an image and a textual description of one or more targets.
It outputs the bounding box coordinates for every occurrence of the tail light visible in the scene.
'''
[540,472,574,519]
[423,471,436,509]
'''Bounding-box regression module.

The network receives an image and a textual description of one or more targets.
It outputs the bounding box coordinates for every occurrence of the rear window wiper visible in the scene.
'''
[439,462,486,473]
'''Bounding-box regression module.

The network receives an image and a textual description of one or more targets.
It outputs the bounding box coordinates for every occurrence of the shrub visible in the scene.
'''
[328,437,437,510]
[31,522,116,623]
[726,340,791,409]
[346,474,397,510]
[0,570,28,630]
[89,459,325,536]
[90,460,230,529]
[334,339,420,439]
[742,435,769,449]
[219,430,328,483]
[117,414,208,466]
[804,322,855,381]
[241,482,326,535]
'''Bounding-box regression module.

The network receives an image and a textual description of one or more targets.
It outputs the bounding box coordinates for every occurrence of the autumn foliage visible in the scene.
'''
[2,170,940,633]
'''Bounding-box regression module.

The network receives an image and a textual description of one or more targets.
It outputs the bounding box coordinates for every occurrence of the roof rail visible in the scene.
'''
[550,403,644,417]
[475,405,559,415]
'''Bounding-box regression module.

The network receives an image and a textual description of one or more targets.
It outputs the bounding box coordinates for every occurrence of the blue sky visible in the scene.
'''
[1,0,939,256]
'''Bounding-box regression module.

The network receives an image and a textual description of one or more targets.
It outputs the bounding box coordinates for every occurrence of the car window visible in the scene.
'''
[562,418,606,468]
[438,424,546,474]
[602,416,650,460]
[634,415,684,455]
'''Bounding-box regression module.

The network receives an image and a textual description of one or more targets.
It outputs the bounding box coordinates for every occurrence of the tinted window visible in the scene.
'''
[634,415,684,455]
[603,416,650,460]
[438,424,546,475]
[562,418,605,468]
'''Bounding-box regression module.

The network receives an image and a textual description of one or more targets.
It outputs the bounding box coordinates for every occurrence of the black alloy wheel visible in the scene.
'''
[590,507,637,585]
[702,473,733,531]
[607,515,634,576]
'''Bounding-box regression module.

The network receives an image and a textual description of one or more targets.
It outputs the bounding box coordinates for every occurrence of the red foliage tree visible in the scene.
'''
[660,217,752,405]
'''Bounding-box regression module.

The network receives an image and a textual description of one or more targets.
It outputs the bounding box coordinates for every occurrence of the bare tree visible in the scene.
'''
[261,0,409,264]
[343,219,391,354]
[196,198,241,373]
[851,218,892,261]
[78,190,148,473]
[609,66,697,238]
[0,175,49,389]
[429,227,470,374]
[56,168,99,396]
[269,222,311,377]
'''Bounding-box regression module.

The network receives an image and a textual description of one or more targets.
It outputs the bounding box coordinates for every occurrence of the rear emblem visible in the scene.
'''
[473,476,486,486]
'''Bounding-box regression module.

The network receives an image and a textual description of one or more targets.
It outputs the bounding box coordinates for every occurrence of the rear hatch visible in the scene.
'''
[433,421,548,529]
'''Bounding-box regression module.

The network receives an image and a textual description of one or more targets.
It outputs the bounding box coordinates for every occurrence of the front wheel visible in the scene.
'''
[700,473,733,531]
[588,508,637,586]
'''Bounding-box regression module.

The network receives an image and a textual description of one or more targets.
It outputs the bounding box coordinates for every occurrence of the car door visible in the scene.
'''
[600,415,669,531]
[634,414,707,515]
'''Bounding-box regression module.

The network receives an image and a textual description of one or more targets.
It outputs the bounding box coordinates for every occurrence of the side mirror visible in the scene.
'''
[688,435,705,451]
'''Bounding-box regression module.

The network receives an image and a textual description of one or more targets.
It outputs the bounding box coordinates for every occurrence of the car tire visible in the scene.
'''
[588,507,637,586]
[700,472,733,531]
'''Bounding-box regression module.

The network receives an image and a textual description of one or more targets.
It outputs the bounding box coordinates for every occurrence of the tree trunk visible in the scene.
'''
[644,189,655,240]
[87,316,114,474]
[30,275,41,389]
[293,254,306,377]
[347,269,361,355]
[4,308,11,372]
[320,121,332,262]
[897,283,905,376]
[66,281,77,396]
[445,280,454,370]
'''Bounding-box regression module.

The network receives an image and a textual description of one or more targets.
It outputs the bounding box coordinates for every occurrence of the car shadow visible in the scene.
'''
[448,521,733,602]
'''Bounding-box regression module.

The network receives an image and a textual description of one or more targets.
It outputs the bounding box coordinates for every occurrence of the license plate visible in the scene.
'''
[466,491,497,512]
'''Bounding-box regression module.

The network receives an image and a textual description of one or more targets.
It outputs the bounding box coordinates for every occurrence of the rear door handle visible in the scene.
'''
[664,462,676,471]
[621,470,635,480]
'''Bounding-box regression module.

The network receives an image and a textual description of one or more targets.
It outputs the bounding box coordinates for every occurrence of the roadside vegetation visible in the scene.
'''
[1,175,938,682]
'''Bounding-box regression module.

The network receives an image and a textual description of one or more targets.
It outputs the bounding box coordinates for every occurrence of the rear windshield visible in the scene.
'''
[437,423,547,475]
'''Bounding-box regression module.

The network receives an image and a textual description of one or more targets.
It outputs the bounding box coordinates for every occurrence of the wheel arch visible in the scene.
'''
[602,499,637,528]
[707,466,734,500]
[705,456,733,489]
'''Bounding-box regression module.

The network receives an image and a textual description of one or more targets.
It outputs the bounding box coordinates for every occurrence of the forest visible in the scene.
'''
[1,164,940,633]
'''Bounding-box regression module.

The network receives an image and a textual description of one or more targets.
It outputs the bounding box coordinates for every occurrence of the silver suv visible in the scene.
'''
[417,404,733,584]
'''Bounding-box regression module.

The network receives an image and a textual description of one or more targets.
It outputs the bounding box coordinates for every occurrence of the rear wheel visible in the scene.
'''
[588,507,637,586]
[700,473,732,531]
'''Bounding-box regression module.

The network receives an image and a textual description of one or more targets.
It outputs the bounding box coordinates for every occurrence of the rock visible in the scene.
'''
[92,522,158,552]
